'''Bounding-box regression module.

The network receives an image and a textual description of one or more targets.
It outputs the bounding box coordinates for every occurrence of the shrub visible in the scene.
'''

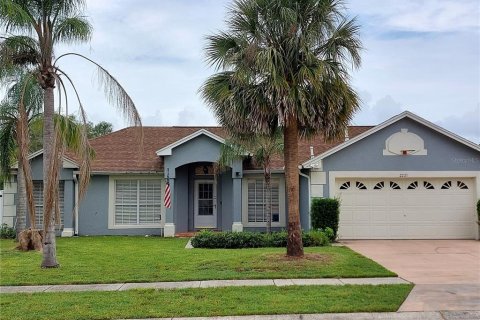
[311,198,340,239]
[477,199,480,221]
[324,227,335,242]
[191,230,330,249]
[0,224,16,239]
[302,229,329,247]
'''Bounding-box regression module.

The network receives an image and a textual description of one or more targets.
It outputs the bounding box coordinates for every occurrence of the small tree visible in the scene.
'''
[0,70,43,238]
[1,0,141,267]
[87,121,113,139]
[218,131,283,233]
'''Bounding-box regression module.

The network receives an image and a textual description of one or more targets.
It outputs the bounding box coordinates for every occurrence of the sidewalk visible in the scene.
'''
[0,277,409,294]
[125,311,480,320]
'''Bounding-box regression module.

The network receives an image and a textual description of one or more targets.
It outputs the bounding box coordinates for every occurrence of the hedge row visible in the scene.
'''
[190,229,333,249]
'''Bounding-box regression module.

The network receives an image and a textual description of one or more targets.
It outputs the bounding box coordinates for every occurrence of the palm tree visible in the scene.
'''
[0,71,43,239]
[0,0,142,267]
[218,131,283,233]
[201,0,362,256]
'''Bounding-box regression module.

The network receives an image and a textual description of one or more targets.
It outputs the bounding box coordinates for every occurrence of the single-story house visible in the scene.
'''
[2,111,479,239]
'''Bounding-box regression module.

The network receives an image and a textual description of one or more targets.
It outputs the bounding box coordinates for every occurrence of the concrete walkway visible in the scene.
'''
[126,311,480,320]
[0,277,409,294]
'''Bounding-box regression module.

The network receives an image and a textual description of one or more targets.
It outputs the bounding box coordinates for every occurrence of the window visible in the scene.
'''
[373,181,384,190]
[441,181,452,189]
[114,179,161,226]
[197,183,214,216]
[390,181,401,190]
[339,181,351,190]
[355,181,367,190]
[407,181,418,190]
[247,179,280,223]
[457,181,469,190]
[33,180,64,229]
[423,181,435,189]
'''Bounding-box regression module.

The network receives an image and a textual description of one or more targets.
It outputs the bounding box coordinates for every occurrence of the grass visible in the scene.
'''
[0,285,413,320]
[0,236,395,286]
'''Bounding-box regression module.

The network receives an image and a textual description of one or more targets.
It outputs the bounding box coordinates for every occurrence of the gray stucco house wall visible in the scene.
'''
[319,117,480,198]
[3,111,478,239]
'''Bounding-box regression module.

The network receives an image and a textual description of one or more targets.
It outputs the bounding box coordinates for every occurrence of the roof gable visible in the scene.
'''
[12,149,78,169]
[156,129,225,156]
[302,111,480,168]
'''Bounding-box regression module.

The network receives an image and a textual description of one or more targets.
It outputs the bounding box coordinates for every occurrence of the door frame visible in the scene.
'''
[194,179,217,229]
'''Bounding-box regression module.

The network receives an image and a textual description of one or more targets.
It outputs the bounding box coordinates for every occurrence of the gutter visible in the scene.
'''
[73,173,79,236]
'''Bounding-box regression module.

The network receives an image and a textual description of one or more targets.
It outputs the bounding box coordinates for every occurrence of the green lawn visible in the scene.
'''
[0,285,413,320]
[0,236,395,286]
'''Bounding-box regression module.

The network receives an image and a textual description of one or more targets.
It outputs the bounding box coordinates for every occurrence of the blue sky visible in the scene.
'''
[56,0,480,143]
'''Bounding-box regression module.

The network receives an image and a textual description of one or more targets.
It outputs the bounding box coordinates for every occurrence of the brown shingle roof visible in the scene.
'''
[87,126,373,172]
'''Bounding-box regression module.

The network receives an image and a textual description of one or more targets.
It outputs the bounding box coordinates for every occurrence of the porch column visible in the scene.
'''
[164,177,175,237]
[61,180,74,237]
[231,159,243,232]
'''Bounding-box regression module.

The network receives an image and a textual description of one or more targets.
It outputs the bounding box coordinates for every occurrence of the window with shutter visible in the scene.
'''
[33,181,64,229]
[114,179,162,226]
[247,179,280,223]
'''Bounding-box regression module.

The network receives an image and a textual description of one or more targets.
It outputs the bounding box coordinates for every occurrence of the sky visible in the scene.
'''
[54,0,480,143]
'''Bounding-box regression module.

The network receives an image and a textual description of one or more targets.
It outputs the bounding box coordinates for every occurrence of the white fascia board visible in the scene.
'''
[11,149,79,169]
[156,129,225,156]
[302,111,480,168]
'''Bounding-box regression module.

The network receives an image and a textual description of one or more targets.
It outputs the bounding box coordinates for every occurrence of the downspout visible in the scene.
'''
[298,169,311,229]
[73,172,79,236]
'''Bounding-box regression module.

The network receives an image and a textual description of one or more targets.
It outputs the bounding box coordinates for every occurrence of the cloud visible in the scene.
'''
[176,106,216,126]
[353,94,404,125]
[436,106,480,143]
[45,0,478,144]
[350,0,479,33]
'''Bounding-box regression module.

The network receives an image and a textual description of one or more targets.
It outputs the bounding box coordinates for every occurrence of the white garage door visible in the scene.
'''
[336,178,476,239]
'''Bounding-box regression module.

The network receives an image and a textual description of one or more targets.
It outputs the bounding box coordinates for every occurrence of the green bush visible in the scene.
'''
[477,199,480,221]
[311,198,340,239]
[0,224,16,239]
[191,230,330,249]
[302,229,329,247]
[324,227,335,242]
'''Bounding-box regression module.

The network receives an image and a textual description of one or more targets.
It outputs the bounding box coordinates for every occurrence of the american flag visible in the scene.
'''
[164,180,171,209]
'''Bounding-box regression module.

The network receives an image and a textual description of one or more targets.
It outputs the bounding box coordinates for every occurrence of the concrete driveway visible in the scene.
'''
[343,240,480,312]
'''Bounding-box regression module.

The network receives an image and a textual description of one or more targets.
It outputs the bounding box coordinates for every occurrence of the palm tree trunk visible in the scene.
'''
[41,86,59,268]
[15,161,27,240]
[264,164,271,234]
[284,119,304,257]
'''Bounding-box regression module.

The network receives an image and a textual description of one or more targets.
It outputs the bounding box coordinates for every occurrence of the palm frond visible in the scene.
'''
[0,36,40,78]
[0,116,16,183]
[53,16,92,44]
[55,53,142,128]
[0,0,34,33]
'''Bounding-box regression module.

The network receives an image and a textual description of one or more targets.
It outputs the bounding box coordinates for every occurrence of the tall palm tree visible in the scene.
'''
[0,71,43,238]
[0,0,142,267]
[201,0,362,256]
[218,131,283,233]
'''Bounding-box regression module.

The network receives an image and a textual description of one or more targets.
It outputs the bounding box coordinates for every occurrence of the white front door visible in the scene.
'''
[194,180,217,229]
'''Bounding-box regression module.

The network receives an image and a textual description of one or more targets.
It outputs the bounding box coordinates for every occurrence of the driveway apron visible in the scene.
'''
[343,240,480,311]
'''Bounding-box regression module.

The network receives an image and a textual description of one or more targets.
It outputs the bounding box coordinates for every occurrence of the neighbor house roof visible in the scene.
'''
[87,125,372,173]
